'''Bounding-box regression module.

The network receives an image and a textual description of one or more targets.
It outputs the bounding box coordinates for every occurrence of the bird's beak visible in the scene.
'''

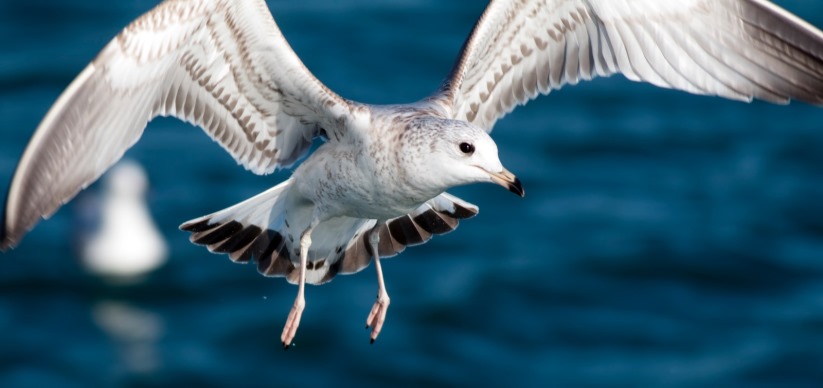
[489,168,524,197]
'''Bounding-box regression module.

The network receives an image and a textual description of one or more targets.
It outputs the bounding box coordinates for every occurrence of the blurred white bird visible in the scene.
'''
[80,161,168,280]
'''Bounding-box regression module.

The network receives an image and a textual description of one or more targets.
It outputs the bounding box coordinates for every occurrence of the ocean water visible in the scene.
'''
[2,0,823,386]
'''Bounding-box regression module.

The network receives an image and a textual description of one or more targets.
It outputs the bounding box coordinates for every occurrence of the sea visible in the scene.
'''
[1,0,823,386]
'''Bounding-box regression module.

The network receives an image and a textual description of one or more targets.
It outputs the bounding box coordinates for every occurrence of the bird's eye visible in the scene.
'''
[459,142,475,154]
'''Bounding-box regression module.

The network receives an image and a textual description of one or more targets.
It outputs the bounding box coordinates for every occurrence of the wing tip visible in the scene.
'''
[179,217,213,232]
[451,202,479,219]
[0,225,10,253]
[0,185,16,252]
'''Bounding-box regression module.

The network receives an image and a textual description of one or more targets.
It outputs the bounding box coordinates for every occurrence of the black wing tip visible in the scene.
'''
[413,211,456,235]
[387,216,418,247]
[179,218,213,232]
[183,219,297,279]
[0,234,10,253]
[451,203,479,219]
[190,220,243,245]
[0,232,12,252]
[0,222,7,253]
[0,187,15,252]
[213,225,262,253]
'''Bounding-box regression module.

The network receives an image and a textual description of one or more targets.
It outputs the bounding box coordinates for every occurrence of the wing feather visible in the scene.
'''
[180,192,478,286]
[1,0,360,249]
[434,0,823,131]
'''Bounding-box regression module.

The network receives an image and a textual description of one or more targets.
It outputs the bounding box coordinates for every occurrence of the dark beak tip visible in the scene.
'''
[509,178,525,198]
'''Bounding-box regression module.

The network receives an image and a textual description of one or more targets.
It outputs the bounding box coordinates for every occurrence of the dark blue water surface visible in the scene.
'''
[2,0,823,386]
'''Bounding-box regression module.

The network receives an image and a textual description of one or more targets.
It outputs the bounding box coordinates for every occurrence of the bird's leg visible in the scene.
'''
[365,225,390,344]
[281,222,317,349]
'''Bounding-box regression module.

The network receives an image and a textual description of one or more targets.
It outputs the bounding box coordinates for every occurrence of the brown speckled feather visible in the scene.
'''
[435,0,823,130]
[1,0,361,249]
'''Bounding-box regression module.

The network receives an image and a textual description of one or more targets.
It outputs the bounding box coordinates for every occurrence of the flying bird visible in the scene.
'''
[2,0,822,348]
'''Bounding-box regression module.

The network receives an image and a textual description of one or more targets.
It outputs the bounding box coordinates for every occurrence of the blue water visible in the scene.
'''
[2,0,823,386]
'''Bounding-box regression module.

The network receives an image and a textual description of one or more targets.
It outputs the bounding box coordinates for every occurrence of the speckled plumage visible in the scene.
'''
[3,0,823,346]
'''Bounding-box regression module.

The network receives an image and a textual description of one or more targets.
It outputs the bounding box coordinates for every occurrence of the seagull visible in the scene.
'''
[2,0,822,348]
[78,160,168,281]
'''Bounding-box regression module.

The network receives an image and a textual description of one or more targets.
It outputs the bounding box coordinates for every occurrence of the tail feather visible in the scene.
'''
[181,182,479,285]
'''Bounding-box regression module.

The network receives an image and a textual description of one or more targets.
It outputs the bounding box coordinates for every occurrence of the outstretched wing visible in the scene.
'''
[434,0,823,131]
[1,0,358,249]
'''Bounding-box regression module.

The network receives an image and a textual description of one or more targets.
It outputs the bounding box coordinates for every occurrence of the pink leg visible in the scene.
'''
[365,228,390,343]
[281,224,315,349]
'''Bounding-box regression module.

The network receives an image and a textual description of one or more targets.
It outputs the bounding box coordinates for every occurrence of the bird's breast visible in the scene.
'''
[293,142,431,221]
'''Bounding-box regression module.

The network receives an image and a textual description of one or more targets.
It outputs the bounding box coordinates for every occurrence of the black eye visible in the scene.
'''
[459,142,475,154]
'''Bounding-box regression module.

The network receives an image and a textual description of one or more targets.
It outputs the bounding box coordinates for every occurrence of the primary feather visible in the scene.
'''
[435,0,823,130]
[1,0,358,249]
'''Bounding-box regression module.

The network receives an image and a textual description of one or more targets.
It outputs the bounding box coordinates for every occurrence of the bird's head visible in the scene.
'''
[412,118,523,197]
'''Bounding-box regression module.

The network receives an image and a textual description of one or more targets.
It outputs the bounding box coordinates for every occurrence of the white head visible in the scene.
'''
[412,118,523,197]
